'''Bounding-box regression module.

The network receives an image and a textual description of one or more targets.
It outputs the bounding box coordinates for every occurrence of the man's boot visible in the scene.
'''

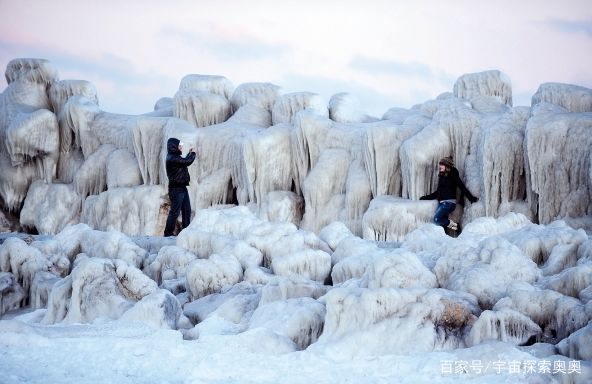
[447,220,458,231]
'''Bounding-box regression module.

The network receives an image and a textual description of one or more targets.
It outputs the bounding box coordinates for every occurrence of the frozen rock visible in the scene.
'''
[230,82,280,112]
[178,74,234,99]
[493,286,589,342]
[270,249,331,283]
[453,69,512,106]
[185,253,243,300]
[30,271,60,309]
[328,93,370,123]
[259,275,328,305]
[119,289,185,329]
[248,297,326,350]
[362,197,436,241]
[0,237,65,306]
[540,263,592,298]
[147,245,197,285]
[81,185,166,236]
[556,322,592,360]
[0,272,25,316]
[183,282,260,324]
[312,287,479,356]
[257,191,303,226]
[19,181,82,235]
[43,257,158,324]
[318,221,354,252]
[243,266,274,285]
[525,104,592,225]
[106,149,143,189]
[49,79,98,119]
[434,235,540,308]
[532,83,592,113]
[174,89,231,128]
[466,309,542,347]
[271,92,328,124]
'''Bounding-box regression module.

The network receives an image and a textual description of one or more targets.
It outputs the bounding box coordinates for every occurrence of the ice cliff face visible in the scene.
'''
[0,59,590,240]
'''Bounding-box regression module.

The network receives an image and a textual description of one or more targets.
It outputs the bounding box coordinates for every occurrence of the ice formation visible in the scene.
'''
[1,59,592,380]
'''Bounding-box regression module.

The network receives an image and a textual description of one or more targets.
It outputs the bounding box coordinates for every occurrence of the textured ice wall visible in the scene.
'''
[525,103,592,225]
[0,59,60,211]
[2,58,592,238]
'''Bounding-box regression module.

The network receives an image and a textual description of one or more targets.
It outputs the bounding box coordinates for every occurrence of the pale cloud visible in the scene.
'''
[0,0,591,115]
[544,19,592,37]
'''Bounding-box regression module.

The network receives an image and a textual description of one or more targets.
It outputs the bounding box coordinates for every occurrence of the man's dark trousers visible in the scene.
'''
[164,186,191,236]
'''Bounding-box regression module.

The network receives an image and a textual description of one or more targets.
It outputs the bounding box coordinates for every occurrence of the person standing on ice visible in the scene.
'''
[164,138,197,237]
[419,156,478,231]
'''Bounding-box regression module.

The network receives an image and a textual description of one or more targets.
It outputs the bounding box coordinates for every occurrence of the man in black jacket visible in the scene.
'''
[164,138,197,237]
[420,156,478,231]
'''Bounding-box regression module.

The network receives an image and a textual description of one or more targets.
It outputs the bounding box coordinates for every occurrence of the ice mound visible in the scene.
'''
[453,69,513,106]
[42,257,158,324]
[312,287,480,356]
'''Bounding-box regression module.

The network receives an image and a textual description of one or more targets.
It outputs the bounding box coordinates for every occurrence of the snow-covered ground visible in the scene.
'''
[1,208,591,383]
[1,310,587,384]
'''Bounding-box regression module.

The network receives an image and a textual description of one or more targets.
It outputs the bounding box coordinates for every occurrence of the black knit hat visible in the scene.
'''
[439,156,454,169]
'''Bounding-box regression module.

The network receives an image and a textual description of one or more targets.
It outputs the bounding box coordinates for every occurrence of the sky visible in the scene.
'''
[0,0,591,117]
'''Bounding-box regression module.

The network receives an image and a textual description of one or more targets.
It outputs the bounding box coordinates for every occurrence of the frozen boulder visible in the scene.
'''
[270,249,331,283]
[259,275,328,305]
[493,286,589,342]
[174,89,231,128]
[43,257,158,324]
[525,105,592,226]
[453,69,512,106]
[185,253,243,300]
[0,237,66,306]
[230,82,280,112]
[248,297,326,350]
[257,191,304,226]
[271,92,328,124]
[362,197,436,241]
[183,282,260,324]
[0,272,25,316]
[434,236,540,308]
[148,245,197,285]
[179,74,233,99]
[556,322,592,360]
[20,180,82,235]
[531,83,592,113]
[328,92,368,123]
[81,185,166,237]
[120,289,186,329]
[466,309,542,347]
[312,287,480,356]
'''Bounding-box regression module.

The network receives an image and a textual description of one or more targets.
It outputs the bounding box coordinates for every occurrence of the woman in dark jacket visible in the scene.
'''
[164,137,196,236]
[420,156,478,231]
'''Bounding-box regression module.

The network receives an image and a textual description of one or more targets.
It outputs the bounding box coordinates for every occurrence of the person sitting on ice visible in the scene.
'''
[164,138,197,237]
[419,156,478,231]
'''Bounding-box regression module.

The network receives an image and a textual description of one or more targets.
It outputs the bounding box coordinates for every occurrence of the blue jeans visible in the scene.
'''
[164,186,191,236]
[434,201,456,227]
